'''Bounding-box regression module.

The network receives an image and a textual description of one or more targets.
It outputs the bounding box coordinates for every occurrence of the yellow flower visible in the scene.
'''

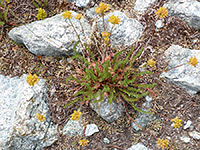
[157,138,169,149]
[37,8,47,20]
[71,109,82,121]
[75,14,83,20]
[104,37,109,42]
[26,73,40,86]
[171,116,182,129]
[102,31,110,37]
[36,113,46,122]
[148,59,156,67]
[188,56,198,67]
[155,7,168,19]
[95,2,110,14]
[108,15,121,25]
[62,10,73,19]
[79,139,89,146]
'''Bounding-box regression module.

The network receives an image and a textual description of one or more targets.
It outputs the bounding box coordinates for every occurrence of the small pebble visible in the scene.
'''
[180,135,190,143]
[183,120,192,130]
[189,131,200,140]
[103,138,110,144]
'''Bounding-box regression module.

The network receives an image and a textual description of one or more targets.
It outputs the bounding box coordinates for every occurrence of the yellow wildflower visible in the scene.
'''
[108,15,121,25]
[71,109,82,121]
[62,10,73,19]
[155,7,168,19]
[75,14,83,20]
[171,116,182,129]
[148,59,156,67]
[79,139,89,146]
[95,2,110,14]
[102,31,110,37]
[36,113,46,122]
[37,8,47,20]
[188,56,198,67]
[26,73,40,86]
[157,138,169,149]
[104,37,109,42]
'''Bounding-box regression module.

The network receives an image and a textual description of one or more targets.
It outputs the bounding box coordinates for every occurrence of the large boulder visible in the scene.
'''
[8,11,92,56]
[160,45,200,95]
[0,74,57,150]
[97,11,144,48]
[134,0,157,15]
[163,0,200,30]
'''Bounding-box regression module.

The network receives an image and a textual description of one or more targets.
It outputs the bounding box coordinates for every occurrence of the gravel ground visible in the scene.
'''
[0,0,200,150]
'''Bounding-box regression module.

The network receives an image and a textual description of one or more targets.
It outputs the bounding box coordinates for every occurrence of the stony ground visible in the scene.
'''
[0,0,200,150]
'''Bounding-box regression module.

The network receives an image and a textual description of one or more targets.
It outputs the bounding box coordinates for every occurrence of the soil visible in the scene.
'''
[0,0,200,150]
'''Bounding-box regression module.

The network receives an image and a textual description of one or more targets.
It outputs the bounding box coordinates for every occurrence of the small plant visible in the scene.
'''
[37,8,47,20]
[0,0,10,27]
[36,113,46,122]
[26,73,40,86]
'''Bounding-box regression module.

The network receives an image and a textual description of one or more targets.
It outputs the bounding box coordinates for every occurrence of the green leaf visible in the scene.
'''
[71,54,90,67]
[131,102,151,114]
[113,50,123,64]
[112,74,117,82]
[73,40,80,53]
[84,43,95,61]
[0,21,5,26]
[85,68,97,82]
[108,88,114,104]
[4,5,9,23]
[32,1,40,8]
[95,62,100,76]
[121,46,135,68]
[81,82,93,91]
[102,85,110,93]
[130,47,144,67]
[120,92,137,102]
[0,13,3,19]
[64,97,80,108]
[74,89,87,97]
[136,71,153,77]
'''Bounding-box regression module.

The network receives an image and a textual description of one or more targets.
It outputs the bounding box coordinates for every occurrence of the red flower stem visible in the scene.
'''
[121,99,157,140]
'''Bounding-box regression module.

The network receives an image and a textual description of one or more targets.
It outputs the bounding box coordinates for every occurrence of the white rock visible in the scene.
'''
[155,20,164,29]
[180,135,190,143]
[85,124,99,136]
[127,142,149,150]
[160,45,200,95]
[103,138,110,144]
[134,0,157,15]
[184,120,192,130]
[189,131,200,140]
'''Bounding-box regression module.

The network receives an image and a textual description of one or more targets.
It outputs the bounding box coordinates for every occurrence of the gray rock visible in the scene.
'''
[184,120,192,130]
[160,45,200,95]
[85,124,99,136]
[8,11,92,56]
[180,135,191,143]
[132,96,156,132]
[0,74,58,150]
[97,11,144,48]
[68,0,91,7]
[103,138,110,144]
[62,119,84,136]
[134,0,157,15]
[163,0,200,30]
[189,130,200,140]
[86,5,98,20]
[90,96,125,123]
[127,142,149,150]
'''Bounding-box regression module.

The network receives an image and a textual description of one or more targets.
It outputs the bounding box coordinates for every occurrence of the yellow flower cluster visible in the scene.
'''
[157,138,169,149]
[95,2,110,14]
[79,139,89,146]
[155,7,168,19]
[102,31,110,42]
[188,56,198,67]
[108,15,121,25]
[75,14,83,20]
[71,109,82,121]
[148,59,156,67]
[171,116,182,129]
[62,10,73,19]
[26,73,40,86]
[37,8,47,20]
[36,113,46,122]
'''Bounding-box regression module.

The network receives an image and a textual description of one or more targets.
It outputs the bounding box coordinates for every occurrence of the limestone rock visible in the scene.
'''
[85,124,99,136]
[180,135,191,143]
[189,130,200,140]
[134,0,157,15]
[0,74,57,150]
[132,96,156,132]
[127,142,149,150]
[160,45,200,95]
[8,11,92,56]
[164,0,200,30]
[97,11,144,48]
[68,0,91,7]
[90,97,125,123]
